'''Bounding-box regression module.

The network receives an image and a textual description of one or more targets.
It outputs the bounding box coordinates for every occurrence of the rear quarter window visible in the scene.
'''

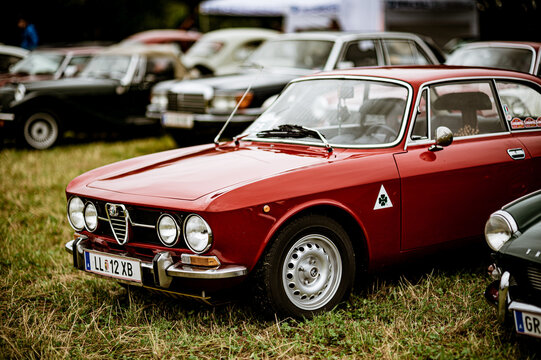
[496,81,541,131]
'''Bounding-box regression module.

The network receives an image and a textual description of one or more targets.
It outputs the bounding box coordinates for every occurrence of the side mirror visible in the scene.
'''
[429,126,453,152]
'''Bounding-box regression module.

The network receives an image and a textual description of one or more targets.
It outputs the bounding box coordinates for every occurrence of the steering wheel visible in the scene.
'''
[364,124,398,142]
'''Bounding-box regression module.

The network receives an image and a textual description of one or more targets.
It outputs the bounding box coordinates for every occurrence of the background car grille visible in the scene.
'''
[167,92,206,113]
[527,266,541,291]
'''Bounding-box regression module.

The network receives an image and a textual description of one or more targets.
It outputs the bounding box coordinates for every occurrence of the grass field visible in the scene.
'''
[1,135,539,359]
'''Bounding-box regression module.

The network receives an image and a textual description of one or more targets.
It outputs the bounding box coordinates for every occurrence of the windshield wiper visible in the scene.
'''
[256,124,333,153]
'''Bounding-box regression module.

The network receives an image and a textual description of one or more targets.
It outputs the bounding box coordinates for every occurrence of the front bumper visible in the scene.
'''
[66,237,248,298]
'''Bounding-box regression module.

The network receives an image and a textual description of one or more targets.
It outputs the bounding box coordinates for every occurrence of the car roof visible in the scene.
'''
[0,44,29,57]
[197,27,280,40]
[269,31,429,42]
[306,65,541,87]
[31,46,104,55]
[456,41,541,51]
[124,29,202,42]
[99,45,180,57]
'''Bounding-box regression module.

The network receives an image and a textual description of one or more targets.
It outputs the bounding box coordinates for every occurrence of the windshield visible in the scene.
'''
[245,78,409,147]
[186,40,224,58]
[247,40,333,70]
[446,46,534,73]
[80,55,132,80]
[10,52,65,75]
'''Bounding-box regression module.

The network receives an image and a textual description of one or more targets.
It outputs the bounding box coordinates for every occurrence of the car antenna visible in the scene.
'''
[214,63,263,147]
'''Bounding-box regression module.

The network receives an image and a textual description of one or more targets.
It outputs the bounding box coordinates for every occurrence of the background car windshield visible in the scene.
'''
[80,55,132,80]
[10,53,64,75]
[186,40,224,58]
[246,79,409,147]
[446,46,534,73]
[247,40,333,70]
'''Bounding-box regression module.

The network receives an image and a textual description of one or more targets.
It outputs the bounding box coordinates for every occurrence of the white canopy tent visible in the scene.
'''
[199,0,384,33]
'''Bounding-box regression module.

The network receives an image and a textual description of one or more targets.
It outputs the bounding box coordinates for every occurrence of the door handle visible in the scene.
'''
[507,148,525,160]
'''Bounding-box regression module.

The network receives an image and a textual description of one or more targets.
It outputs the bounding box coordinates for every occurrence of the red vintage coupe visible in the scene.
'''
[65,66,541,317]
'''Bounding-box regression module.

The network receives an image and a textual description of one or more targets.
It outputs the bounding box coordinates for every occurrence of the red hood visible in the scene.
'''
[86,144,339,201]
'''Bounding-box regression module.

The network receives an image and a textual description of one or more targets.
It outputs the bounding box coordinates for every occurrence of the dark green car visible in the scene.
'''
[0,46,186,149]
[485,190,541,339]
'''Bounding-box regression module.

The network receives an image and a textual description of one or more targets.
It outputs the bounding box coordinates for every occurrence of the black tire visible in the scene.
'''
[254,214,355,318]
[21,110,61,150]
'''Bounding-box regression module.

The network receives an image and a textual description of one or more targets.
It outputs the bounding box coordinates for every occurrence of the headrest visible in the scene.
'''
[434,92,492,111]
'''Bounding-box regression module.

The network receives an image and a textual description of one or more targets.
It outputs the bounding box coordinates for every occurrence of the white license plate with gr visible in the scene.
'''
[84,250,142,283]
[162,112,194,128]
[514,310,541,338]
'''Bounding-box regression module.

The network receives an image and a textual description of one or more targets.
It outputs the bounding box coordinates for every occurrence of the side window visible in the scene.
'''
[339,40,378,68]
[496,81,541,130]
[429,81,505,138]
[411,89,428,140]
[383,40,428,65]
[146,56,176,80]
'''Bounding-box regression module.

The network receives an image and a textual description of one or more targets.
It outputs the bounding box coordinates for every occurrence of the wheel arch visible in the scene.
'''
[13,95,69,127]
[256,201,370,276]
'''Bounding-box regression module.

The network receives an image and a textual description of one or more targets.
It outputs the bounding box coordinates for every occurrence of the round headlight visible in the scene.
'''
[485,211,517,251]
[14,83,26,102]
[157,214,180,247]
[67,196,85,231]
[184,214,213,254]
[84,202,98,232]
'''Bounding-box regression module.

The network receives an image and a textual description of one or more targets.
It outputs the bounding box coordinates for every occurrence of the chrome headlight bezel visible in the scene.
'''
[83,201,98,232]
[157,213,180,247]
[183,214,213,254]
[67,196,85,231]
[485,210,518,251]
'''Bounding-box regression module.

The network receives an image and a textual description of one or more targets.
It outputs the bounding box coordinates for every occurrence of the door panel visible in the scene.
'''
[395,136,533,250]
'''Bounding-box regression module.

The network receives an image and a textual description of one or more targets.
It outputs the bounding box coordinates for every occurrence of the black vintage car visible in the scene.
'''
[0,46,186,149]
[485,190,541,339]
[147,31,443,146]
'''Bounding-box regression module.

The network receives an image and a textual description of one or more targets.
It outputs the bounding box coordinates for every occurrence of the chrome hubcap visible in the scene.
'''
[282,234,342,311]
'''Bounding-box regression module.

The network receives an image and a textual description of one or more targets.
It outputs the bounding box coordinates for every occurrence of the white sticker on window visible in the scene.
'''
[374,185,393,210]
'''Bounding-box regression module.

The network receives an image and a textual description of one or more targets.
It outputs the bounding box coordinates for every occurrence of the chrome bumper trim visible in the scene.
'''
[0,113,15,121]
[509,301,541,315]
[65,238,248,283]
[498,271,510,323]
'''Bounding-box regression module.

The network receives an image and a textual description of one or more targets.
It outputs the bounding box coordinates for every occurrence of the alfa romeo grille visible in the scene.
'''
[105,203,129,245]
[167,92,206,113]
[527,266,541,291]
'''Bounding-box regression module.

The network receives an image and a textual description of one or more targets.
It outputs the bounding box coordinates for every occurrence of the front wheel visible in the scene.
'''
[255,215,355,318]
[22,110,60,150]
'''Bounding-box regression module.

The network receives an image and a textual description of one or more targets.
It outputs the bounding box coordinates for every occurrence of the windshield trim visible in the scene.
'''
[244,75,413,149]
[447,43,537,75]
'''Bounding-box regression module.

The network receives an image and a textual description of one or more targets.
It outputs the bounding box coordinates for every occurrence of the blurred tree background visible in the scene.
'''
[0,0,201,46]
[0,0,539,48]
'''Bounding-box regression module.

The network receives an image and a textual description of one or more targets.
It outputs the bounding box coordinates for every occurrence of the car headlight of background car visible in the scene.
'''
[211,91,253,112]
[14,84,26,102]
[485,210,517,251]
[184,214,213,253]
[67,196,85,231]
[150,92,168,110]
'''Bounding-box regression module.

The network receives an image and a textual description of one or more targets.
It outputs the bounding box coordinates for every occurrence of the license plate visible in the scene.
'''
[162,112,194,129]
[84,250,142,283]
[514,310,541,338]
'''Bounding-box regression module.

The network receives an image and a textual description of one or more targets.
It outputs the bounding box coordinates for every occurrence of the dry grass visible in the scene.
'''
[1,136,540,359]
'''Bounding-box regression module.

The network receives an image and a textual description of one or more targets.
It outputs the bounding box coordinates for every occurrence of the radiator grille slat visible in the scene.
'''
[105,203,129,245]
[527,267,541,291]
[167,92,206,113]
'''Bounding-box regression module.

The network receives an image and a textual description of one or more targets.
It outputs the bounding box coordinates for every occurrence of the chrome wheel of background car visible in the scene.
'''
[23,111,59,150]
[282,234,342,311]
[255,214,355,318]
